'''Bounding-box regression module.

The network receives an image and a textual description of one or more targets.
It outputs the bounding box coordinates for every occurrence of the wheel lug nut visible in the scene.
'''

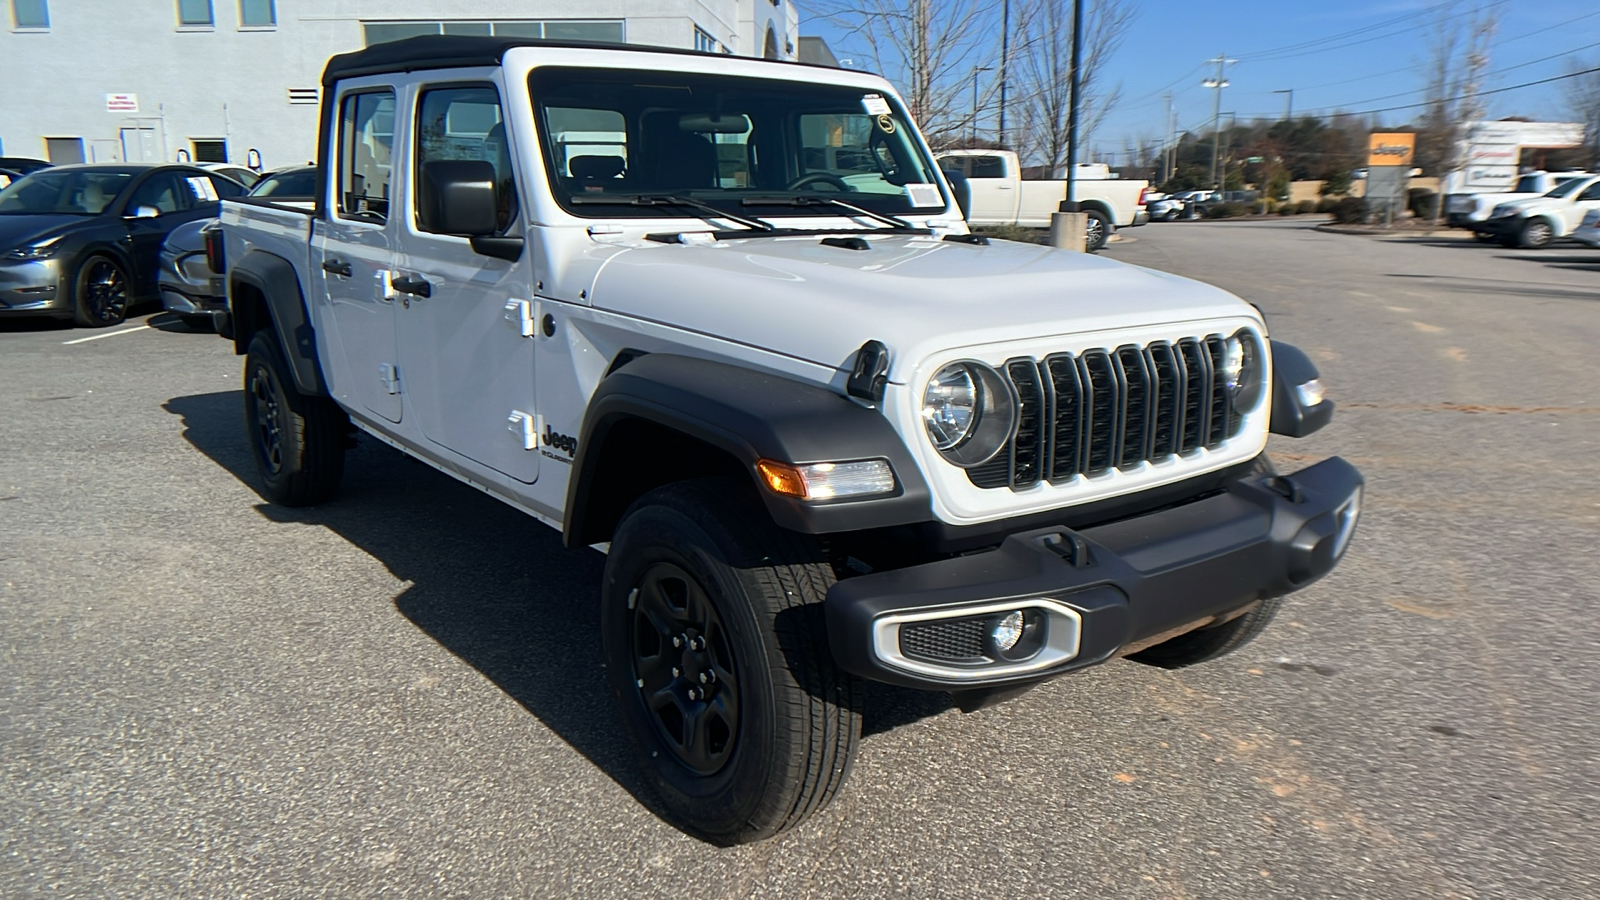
[672,635,683,648]
[689,636,706,651]
[671,667,680,677]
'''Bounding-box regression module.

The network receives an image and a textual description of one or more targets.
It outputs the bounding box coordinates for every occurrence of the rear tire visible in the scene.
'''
[1127,596,1284,669]
[70,255,131,328]
[1084,209,1111,251]
[242,330,348,506]
[601,478,860,845]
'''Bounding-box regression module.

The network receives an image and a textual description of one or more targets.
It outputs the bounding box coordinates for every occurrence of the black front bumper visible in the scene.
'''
[825,456,1363,690]
[1470,216,1520,236]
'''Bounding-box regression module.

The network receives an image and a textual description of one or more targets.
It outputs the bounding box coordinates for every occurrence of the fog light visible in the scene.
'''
[1296,378,1326,407]
[991,611,1025,652]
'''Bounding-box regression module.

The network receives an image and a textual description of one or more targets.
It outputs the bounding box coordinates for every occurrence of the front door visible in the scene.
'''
[394,82,539,483]
[316,87,403,424]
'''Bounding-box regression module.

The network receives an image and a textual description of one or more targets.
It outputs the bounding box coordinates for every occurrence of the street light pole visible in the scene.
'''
[1273,88,1293,121]
[998,0,1010,147]
[1064,0,1083,210]
[970,65,993,145]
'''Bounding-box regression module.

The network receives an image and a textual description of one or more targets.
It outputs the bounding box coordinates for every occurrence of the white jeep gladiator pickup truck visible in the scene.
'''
[936,149,1148,250]
[216,35,1362,845]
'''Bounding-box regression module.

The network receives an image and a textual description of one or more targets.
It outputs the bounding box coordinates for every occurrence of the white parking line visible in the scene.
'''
[63,325,151,345]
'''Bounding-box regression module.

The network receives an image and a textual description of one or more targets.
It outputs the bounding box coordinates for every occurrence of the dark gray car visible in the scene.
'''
[0,164,245,326]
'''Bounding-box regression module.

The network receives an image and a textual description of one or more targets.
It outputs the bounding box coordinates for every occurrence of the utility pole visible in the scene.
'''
[1203,54,1234,190]
[1163,92,1174,184]
[1273,89,1293,121]
[998,0,1010,147]
[1064,0,1083,210]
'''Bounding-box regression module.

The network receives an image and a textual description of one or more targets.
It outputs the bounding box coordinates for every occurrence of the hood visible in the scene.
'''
[588,233,1256,381]
[0,214,87,252]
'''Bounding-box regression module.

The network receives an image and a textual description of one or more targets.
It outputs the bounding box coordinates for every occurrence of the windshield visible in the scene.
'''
[250,168,319,198]
[530,67,948,221]
[1542,178,1587,199]
[0,169,134,215]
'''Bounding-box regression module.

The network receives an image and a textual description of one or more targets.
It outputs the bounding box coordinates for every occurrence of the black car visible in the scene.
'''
[0,157,52,175]
[0,164,245,326]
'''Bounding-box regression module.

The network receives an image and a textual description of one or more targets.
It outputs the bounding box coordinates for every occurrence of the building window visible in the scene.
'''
[12,0,49,29]
[363,20,623,47]
[178,0,212,26]
[693,26,718,53]
[238,0,273,27]
[44,137,84,165]
[192,139,228,163]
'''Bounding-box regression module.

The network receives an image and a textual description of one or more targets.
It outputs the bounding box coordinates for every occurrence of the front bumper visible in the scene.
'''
[1471,215,1521,236]
[0,258,68,317]
[826,456,1363,690]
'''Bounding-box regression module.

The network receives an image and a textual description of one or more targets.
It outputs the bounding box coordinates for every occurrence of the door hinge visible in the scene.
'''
[508,410,537,450]
[503,298,540,338]
[379,363,400,394]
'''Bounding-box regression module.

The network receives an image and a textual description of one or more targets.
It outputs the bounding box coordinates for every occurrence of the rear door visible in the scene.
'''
[313,83,403,424]
[393,79,540,484]
[122,169,221,295]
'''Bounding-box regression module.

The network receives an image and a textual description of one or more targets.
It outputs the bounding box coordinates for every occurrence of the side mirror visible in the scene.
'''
[417,159,499,236]
[133,205,161,219]
[942,168,971,220]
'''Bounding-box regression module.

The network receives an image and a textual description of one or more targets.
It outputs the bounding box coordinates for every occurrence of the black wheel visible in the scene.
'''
[179,313,215,332]
[601,478,860,845]
[1084,209,1111,251]
[1126,596,1285,669]
[1517,218,1553,249]
[242,330,348,506]
[70,255,131,327]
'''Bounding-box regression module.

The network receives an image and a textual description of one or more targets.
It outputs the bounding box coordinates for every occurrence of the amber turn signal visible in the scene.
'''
[757,460,808,498]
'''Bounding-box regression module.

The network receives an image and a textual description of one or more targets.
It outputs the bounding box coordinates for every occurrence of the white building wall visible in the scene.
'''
[0,0,799,171]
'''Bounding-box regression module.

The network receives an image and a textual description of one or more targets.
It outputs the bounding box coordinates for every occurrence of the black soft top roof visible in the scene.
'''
[322,35,842,86]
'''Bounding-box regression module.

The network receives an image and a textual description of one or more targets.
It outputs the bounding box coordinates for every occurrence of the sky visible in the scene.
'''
[795,0,1600,160]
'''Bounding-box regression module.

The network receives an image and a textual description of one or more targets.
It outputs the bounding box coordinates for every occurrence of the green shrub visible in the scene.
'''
[1252,200,1271,215]
[1316,197,1339,213]
[1278,203,1296,215]
[1296,199,1318,214]
[1206,202,1248,219]
[1331,196,1368,224]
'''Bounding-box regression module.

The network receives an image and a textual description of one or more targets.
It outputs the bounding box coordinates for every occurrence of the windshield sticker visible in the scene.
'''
[861,94,892,116]
[186,176,218,201]
[875,115,896,134]
[905,183,942,208]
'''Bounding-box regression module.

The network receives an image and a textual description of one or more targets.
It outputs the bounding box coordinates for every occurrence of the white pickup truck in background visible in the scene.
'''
[937,149,1148,250]
[1444,170,1591,233]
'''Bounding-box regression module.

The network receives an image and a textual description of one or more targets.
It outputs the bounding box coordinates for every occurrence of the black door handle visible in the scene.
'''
[321,259,352,277]
[392,274,432,298]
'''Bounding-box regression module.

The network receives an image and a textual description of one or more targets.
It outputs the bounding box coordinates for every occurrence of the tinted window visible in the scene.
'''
[207,174,246,199]
[250,167,318,197]
[415,85,518,233]
[129,173,190,215]
[968,156,1005,179]
[1578,181,1600,202]
[337,90,395,222]
[0,170,133,215]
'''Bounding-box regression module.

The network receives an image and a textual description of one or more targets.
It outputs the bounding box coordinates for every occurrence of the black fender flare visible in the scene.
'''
[564,353,934,546]
[229,249,327,396]
[1269,340,1334,437]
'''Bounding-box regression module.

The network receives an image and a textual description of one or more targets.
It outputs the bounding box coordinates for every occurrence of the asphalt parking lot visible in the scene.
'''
[3,220,1598,898]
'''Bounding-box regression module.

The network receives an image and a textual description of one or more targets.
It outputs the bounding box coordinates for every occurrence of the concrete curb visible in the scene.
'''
[1314,223,1474,239]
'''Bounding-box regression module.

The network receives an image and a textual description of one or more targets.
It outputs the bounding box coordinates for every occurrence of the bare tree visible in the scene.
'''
[1562,55,1600,168]
[808,0,999,146]
[1010,0,1133,174]
[1417,0,1500,208]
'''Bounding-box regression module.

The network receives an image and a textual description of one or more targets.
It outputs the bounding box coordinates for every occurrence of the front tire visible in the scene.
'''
[70,255,131,327]
[242,330,348,506]
[1127,596,1284,669]
[601,478,860,845]
[1517,218,1553,249]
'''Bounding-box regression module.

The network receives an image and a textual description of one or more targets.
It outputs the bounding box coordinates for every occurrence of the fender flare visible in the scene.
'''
[564,353,934,546]
[229,249,328,396]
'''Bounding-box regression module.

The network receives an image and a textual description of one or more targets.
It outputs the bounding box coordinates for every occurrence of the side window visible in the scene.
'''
[128,173,189,215]
[969,155,1005,179]
[1579,181,1600,203]
[414,85,518,232]
[207,174,246,200]
[337,90,395,222]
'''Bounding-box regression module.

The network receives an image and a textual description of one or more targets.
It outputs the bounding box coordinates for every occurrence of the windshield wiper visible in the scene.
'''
[569,193,774,232]
[741,194,914,230]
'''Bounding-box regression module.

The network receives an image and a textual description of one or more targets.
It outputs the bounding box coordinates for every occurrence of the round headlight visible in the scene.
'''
[921,361,1017,468]
[1222,330,1265,412]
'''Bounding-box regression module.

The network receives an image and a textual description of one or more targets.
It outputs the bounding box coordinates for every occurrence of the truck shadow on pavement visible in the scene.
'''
[164,390,950,826]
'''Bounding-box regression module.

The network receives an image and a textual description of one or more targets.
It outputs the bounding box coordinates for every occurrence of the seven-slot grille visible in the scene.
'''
[968,335,1245,490]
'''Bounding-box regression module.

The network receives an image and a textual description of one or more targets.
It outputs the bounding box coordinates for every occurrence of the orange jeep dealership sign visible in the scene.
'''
[1368,132,1416,167]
